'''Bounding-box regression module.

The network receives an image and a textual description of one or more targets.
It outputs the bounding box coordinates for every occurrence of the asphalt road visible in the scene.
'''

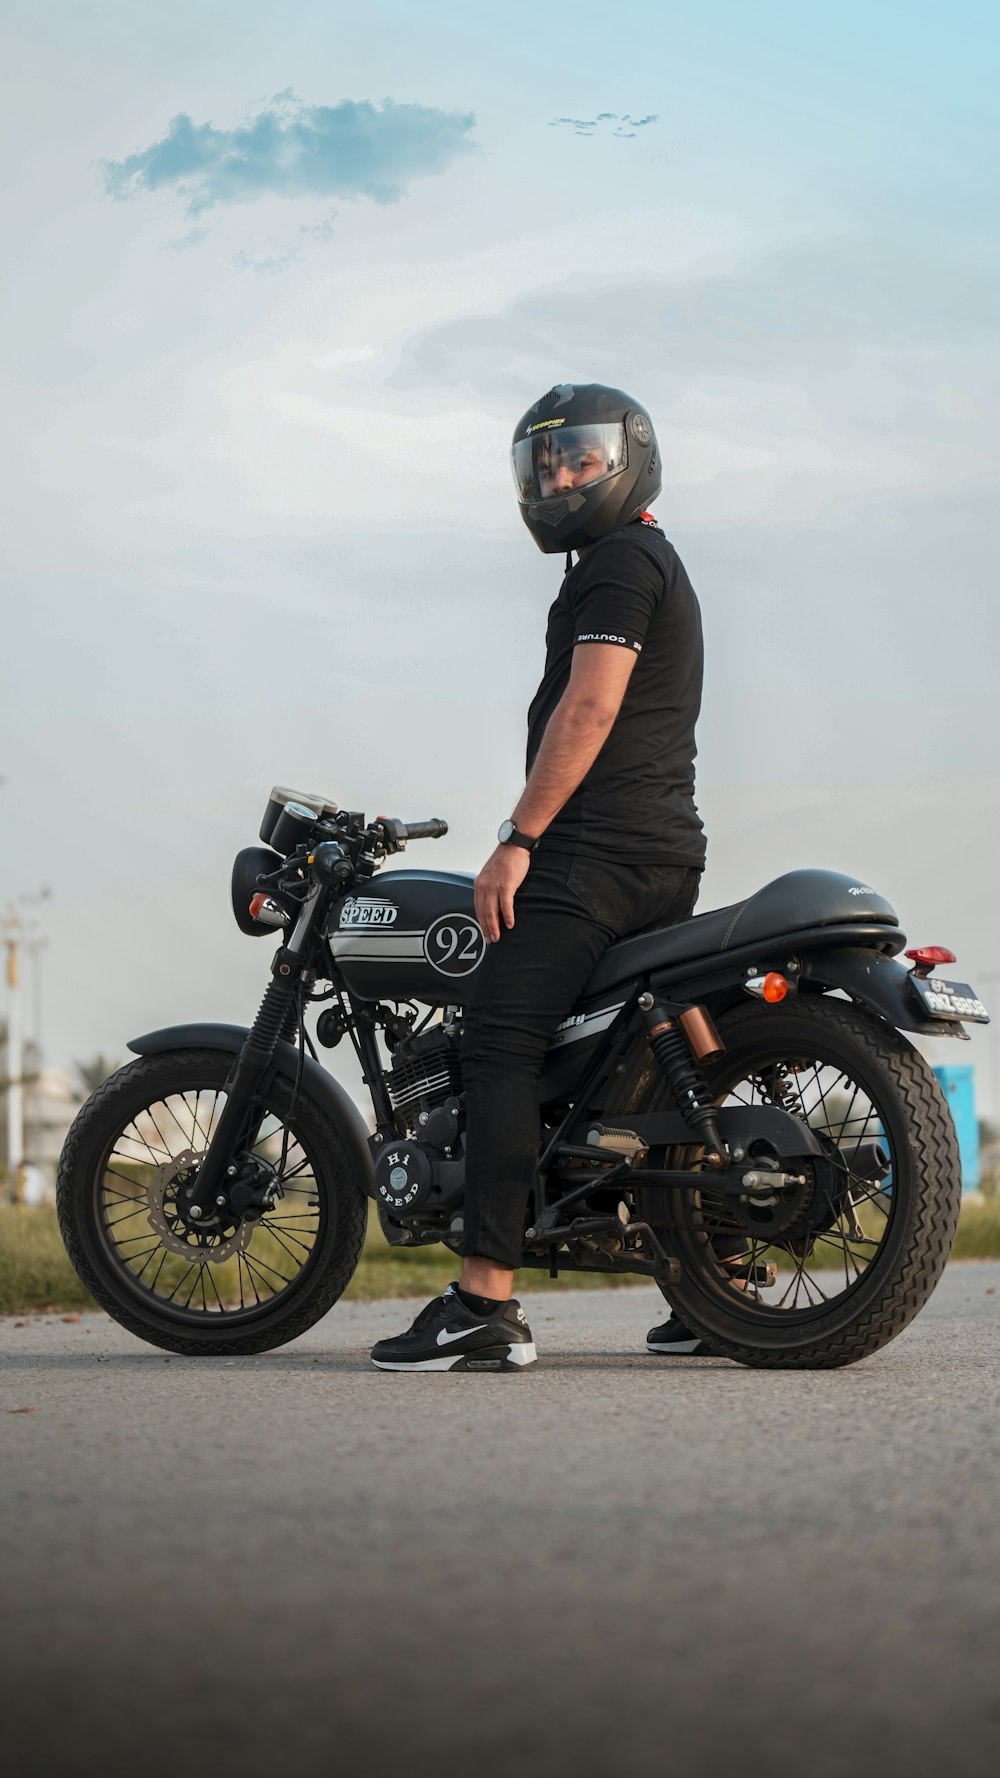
[3,1264,999,1778]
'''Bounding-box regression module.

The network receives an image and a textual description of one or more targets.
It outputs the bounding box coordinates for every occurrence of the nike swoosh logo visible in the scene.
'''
[437,1324,487,1346]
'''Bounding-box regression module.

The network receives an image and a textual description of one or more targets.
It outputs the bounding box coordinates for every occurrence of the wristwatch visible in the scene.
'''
[497,819,539,853]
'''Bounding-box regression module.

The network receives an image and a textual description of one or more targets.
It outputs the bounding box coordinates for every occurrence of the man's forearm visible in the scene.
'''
[513,697,616,837]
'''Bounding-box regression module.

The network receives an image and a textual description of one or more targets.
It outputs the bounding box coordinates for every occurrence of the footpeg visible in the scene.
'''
[585,1124,649,1161]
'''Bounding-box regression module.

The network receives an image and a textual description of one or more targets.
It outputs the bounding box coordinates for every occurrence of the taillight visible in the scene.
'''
[905,946,956,977]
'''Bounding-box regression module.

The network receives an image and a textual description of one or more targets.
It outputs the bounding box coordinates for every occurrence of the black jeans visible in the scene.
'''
[460,849,701,1269]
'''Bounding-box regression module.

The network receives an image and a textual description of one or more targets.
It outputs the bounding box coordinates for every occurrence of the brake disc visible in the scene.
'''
[146,1147,253,1264]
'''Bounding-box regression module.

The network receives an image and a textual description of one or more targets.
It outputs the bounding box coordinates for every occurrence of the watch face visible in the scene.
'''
[497,820,515,844]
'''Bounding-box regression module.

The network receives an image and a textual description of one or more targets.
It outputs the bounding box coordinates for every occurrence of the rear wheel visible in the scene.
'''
[57,1048,368,1355]
[634,997,962,1368]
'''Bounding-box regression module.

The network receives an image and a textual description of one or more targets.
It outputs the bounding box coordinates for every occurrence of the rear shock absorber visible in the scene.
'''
[754,1061,803,1118]
[640,995,727,1167]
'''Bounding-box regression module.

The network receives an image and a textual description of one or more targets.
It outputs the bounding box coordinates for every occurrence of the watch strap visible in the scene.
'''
[498,821,539,853]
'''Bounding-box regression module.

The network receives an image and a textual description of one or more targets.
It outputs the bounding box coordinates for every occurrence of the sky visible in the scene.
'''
[2,0,999,1109]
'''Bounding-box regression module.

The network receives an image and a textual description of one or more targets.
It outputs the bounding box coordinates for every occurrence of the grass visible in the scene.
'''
[2,1196,999,1317]
[951,1194,1000,1258]
[0,1202,648,1316]
[0,1206,96,1314]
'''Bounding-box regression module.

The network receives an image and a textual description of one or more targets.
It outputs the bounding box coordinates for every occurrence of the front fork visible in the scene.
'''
[183,887,323,1222]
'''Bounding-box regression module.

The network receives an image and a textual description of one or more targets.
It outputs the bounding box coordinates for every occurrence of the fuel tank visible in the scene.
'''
[328,869,486,1005]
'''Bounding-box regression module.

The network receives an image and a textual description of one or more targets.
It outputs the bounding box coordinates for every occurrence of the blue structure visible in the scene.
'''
[933,1065,980,1191]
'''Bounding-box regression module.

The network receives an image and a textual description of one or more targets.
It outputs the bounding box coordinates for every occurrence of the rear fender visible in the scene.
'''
[799,949,969,1041]
[126,1022,375,1189]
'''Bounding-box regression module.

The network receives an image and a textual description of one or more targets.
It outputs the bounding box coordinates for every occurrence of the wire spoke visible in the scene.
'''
[114,1228,162,1249]
[133,1244,164,1282]
[279,1158,314,1182]
[123,1242,162,1270]
[144,1106,178,1160]
[237,1252,261,1306]
[104,1170,150,1194]
[261,1223,313,1259]
[121,1122,170,1162]
[204,1263,226,1311]
[105,1205,151,1229]
[163,1094,197,1146]
[179,1268,203,1310]
[140,1249,167,1294]
[244,1249,293,1288]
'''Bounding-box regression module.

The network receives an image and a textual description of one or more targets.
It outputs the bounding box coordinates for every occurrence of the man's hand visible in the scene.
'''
[474,844,532,944]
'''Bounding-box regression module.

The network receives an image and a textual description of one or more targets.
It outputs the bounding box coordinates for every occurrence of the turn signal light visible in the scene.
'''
[905,946,956,967]
[249,893,268,919]
[744,972,791,1003]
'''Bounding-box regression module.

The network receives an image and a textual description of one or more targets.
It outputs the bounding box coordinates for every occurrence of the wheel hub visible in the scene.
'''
[146,1147,253,1264]
[712,1135,858,1250]
[722,1156,817,1240]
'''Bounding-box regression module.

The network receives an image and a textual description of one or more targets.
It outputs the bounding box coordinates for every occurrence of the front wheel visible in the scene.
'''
[636,997,962,1368]
[57,1048,369,1356]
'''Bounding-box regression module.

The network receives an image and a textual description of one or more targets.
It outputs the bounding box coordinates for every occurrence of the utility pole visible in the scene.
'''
[3,891,51,1202]
[4,914,24,1201]
[26,930,48,1062]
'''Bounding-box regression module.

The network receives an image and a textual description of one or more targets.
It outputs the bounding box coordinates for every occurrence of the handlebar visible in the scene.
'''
[250,812,451,934]
[310,817,448,886]
[400,817,448,841]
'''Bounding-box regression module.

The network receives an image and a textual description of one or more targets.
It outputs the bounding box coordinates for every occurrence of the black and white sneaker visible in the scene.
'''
[371,1284,538,1372]
[646,1313,714,1356]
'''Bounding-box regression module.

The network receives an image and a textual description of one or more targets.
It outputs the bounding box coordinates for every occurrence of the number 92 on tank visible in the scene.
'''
[326,870,487,1006]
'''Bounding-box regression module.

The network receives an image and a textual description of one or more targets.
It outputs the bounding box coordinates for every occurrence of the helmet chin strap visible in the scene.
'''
[565,548,573,572]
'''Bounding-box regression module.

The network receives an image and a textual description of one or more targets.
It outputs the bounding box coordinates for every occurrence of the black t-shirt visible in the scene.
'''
[525,520,706,866]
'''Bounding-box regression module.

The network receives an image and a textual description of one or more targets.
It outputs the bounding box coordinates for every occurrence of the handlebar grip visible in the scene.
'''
[403,818,448,841]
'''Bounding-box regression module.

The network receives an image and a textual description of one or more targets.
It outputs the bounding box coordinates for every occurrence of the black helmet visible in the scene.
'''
[511,382,661,555]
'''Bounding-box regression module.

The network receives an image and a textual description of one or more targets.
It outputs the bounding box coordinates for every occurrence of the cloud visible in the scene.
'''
[232,246,303,276]
[390,225,999,392]
[102,90,477,217]
[384,218,999,532]
[548,112,659,137]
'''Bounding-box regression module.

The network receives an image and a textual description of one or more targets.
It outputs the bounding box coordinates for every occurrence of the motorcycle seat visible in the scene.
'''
[583,868,899,997]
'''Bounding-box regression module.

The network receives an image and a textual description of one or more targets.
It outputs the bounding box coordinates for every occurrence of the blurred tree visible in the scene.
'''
[73,1054,120,1098]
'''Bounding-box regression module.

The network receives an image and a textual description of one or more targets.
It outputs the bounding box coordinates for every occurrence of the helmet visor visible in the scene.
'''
[511,422,628,506]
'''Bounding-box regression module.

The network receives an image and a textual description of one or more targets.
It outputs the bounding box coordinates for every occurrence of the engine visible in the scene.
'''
[373,1024,466,1230]
[386,1024,463,1135]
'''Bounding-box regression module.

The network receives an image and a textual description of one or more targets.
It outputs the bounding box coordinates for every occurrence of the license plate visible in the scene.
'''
[909,976,990,1023]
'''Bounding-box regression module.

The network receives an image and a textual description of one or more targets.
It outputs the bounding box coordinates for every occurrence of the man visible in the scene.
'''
[371,383,707,1371]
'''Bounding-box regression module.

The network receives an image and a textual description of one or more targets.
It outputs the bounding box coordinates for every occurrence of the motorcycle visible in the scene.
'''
[57,783,989,1366]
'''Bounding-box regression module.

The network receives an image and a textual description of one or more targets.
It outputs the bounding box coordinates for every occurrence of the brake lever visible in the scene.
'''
[373,817,407,854]
[254,858,309,897]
